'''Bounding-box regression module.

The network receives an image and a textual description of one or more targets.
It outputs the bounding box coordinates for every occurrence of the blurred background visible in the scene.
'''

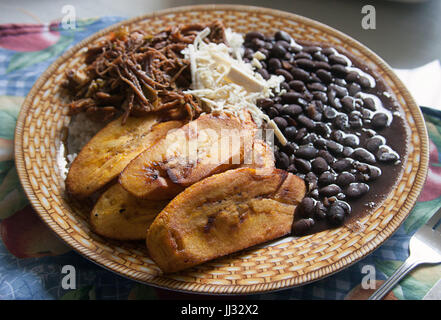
[1,0,440,69]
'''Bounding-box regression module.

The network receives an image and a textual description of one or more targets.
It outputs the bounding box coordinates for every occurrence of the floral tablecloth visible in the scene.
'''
[0,17,440,300]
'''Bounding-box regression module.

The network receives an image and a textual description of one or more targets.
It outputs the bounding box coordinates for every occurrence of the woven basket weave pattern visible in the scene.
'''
[14,5,428,294]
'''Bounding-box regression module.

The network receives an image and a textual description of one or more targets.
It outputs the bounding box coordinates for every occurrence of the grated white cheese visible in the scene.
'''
[182,27,286,144]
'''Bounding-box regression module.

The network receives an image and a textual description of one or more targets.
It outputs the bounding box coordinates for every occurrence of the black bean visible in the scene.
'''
[268,58,282,71]
[318,150,335,164]
[295,145,318,159]
[312,157,329,174]
[313,52,328,62]
[303,46,321,54]
[346,71,359,82]
[276,151,290,169]
[345,182,369,198]
[313,202,328,220]
[280,82,290,91]
[353,148,376,164]
[305,172,318,191]
[306,104,322,121]
[292,218,315,235]
[300,133,318,144]
[323,106,338,120]
[282,104,302,117]
[273,116,288,130]
[275,69,294,82]
[313,91,328,103]
[275,30,292,42]
[322,48,335,56]
[284,126,297,140]
[276,40,291,49]
[330,130,344,143]
[334,78,347,87]
[282,92,303,104]
[291,67,310,82]
[358,76,371,88]
[243,47,254,58]
[283,142,298,154]
[283,51,293,60]
[332,158,353,172]
[319,171,336,186]
[314,138,327,149]
[330,97,343,110]
[342,146,354,157]
[331,84,349,98]
[341,96,356,112]
[329,54,348,66]
[308,82,326,92]
[256,98,274,109]
[368,165,382,180]
[331,64,348,78]
[371,112,389,129]
[298,197,315,217]
[327,203,345,225]
[295,52,312,60]
[314,61,331,70]
[304,92,314,102]
[309,188,320,199]
[266,107,279,118]
[271,43,287,58]
[336,172,356,187]
[295,127,307,142]
[335,200,351,215]
[296,58,315,70]
[251,38,265,50]
[319,184,342,197]
[334,114,349,130]
[289,80,305,92]
[245,31,265,42]
[314,122,331,137]
[257,68,270,80]
[366,136,385,152]
[287,164,297,173]
[349,111,363,128]
[376,145,399,162]
[316,69,333,83]
[348,82,361,96]
[295,158,312,172]
[297,114,315,130]
[309,74,321,83]
[326,140,344,155]
[363,98,376,111]
[342,134,359,148]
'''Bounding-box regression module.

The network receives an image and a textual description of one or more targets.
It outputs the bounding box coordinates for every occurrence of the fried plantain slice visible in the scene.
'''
[90,183,168,240]
[119,112,257,199]
[66,114,183,198]
[146,167,305,273]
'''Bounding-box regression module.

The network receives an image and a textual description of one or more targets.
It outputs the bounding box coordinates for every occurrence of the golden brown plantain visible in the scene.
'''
[146,167,306,273]
[119,112,256,199]
[90,184,168,240]
[66,114,183,198]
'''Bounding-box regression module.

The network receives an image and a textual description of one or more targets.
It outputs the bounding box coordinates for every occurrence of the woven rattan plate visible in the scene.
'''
[15,5,429,294]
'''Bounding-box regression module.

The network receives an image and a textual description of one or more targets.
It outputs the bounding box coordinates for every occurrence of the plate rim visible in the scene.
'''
[14,4,429,295]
